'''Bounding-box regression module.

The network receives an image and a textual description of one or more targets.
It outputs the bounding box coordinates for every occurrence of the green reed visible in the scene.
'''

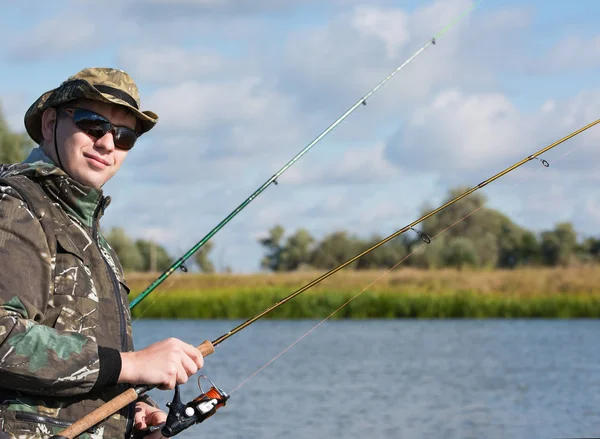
[130,286,600,319]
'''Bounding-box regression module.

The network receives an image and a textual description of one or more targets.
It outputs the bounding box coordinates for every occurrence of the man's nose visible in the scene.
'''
[95,130,116,152]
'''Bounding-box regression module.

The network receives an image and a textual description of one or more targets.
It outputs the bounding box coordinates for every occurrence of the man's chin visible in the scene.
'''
[72,172,106,190]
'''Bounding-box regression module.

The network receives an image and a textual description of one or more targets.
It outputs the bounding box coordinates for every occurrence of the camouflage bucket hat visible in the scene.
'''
[24,67,158,144]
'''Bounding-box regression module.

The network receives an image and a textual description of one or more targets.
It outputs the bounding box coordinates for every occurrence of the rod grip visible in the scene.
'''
[197,339,215,357]
[57,388,139,439]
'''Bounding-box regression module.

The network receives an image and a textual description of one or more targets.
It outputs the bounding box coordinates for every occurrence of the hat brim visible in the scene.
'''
[24,79,158,144]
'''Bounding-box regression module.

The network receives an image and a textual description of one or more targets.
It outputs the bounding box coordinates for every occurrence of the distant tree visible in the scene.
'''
[105,227,143,271]
[518,231,541,266]
[0,104,32,163]
[419,186,536,269]
[420,187,487,241]
[278,228,314,271]
[259,226,315,271]
[309,231,362,270]
[135,239,174,272]
[540,222,578,266]
[356,234,410,269]
[259,225,285,271]
[441,237,479,270]
[405,233,445,269]
[580,237,600,262]
[193,240,216,273]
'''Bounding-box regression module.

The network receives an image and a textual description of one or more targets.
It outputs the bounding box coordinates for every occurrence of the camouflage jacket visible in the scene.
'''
[0,149,139,438]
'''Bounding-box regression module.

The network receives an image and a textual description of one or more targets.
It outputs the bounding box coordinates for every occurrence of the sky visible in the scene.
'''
[1,0,600,272]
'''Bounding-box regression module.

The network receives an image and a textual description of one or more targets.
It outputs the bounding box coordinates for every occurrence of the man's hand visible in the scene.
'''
[119,338,204,389]
[134,401,167,439]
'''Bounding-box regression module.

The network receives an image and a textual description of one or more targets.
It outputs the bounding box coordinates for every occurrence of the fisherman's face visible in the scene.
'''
[41,99,137,189]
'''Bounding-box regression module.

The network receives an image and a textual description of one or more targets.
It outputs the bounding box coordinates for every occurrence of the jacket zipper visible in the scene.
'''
[92,197,128,352]
[92,196,135,437]
[15,412,97,434]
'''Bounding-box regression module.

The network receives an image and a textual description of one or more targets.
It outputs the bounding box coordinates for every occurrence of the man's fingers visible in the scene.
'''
[176,363,189,385]
[135,416,147,431]
[134,404,147,429]
[180,354,199,378]
[147,410,167,426]
[181,343,204,369]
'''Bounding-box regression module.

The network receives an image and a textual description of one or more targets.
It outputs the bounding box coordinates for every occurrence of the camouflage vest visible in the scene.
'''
[0,169,135,439]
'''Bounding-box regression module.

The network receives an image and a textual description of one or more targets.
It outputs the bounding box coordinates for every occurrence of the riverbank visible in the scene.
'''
[127,266,600,319]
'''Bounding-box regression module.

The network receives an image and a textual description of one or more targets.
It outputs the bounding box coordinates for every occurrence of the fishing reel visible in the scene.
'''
[160,375,229,437]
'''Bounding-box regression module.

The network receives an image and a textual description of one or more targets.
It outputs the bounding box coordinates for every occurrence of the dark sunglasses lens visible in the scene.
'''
[113,128,137,150]
[74,118,111,139]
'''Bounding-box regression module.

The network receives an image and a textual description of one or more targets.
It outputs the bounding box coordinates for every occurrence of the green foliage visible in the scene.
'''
[420,187,527,268]
[105,227,143,271]
[278,228,314,271]
[136,239,174,272]
[519,231,541,265]
[541,222,578,266]
[0,104,32,164]
[260,225,316,271]
[309,231,362,269]
[104,228,175,272]
[355,234,409,269]
[441,237,479,269]
[579,237,600,262]
[193,240,215,273]
[260,224,285,271]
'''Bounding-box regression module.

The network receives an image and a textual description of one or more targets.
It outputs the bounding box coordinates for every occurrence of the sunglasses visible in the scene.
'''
[60,107,138,150]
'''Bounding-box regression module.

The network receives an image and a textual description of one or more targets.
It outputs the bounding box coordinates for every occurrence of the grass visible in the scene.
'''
[126,266,600,319]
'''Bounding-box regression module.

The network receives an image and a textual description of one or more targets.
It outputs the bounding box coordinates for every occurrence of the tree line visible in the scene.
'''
[103,227,216,273]
[259,188,600,271]
[106,188,600,273]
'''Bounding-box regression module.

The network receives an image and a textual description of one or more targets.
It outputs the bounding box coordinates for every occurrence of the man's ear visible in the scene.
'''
[40,108,58,142]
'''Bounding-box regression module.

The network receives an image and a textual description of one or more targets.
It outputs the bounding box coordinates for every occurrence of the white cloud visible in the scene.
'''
[390,88,532,171]
[351,6,410,59]
[146,78,278,131]
[8,17,99,60]
[118,46,226,84]
[285,142,401,185]
[387,87,600,176]
[277,0,528,121]
[538,35,600,72]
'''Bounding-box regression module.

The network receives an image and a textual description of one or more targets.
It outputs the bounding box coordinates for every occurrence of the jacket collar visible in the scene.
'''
[13,148,111,227]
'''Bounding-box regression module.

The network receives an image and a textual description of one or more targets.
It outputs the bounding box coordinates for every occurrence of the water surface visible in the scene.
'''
[133,319,600,439]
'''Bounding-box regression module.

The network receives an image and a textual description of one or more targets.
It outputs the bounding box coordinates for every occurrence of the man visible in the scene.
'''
[0,68,204,438]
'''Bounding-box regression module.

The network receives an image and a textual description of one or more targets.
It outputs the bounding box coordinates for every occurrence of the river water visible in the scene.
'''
[133,319,600,439]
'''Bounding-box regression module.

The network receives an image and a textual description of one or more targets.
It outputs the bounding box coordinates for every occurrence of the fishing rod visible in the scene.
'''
[129,41,435,310]
[129,0,482,310]
[53,118,600,439]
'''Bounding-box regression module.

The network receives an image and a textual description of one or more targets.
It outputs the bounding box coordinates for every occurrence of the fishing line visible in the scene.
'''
[228,125,596,394]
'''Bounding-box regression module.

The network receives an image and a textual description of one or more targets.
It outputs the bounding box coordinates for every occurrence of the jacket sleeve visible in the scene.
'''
[0,186,114,396]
